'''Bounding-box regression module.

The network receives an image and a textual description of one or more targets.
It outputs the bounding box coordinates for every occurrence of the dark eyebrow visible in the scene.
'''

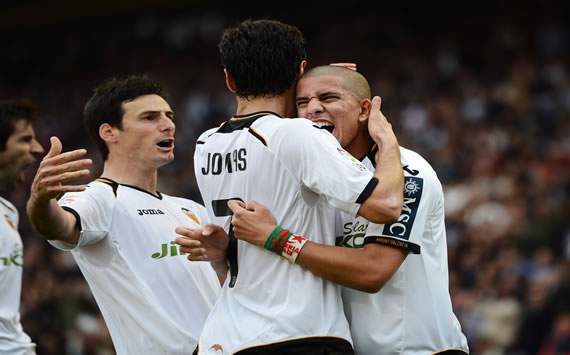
[139,110,175,117]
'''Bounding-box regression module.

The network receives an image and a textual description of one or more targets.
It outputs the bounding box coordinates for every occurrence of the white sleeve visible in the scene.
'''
[362,175,425,254]
[278,121,376,216]
[49,182,115,251]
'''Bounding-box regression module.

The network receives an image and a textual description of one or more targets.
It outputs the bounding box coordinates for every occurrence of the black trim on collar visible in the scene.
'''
[248,127,267,146]
[99,177,163,200]
[216,111,280,134]
[96,177,119,197]
[0,198,16,213]
[361,144,378,168]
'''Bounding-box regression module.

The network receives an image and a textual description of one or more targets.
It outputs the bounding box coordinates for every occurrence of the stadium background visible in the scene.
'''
[1,1,568,354]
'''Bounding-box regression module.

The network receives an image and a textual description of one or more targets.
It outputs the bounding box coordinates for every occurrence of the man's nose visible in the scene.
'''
[31,139,44,155]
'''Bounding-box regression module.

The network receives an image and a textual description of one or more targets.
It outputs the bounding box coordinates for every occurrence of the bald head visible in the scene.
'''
[302,65,371,100]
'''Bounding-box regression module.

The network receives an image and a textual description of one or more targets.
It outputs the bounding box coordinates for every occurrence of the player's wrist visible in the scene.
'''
[263,225,307,264]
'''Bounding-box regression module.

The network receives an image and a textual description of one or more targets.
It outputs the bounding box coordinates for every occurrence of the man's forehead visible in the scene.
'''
[10,119,34,135]
[297,75,346,96]
[123,94,172,113]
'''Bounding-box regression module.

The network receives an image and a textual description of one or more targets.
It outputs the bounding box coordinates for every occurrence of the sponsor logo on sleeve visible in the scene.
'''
[381,177,423,240]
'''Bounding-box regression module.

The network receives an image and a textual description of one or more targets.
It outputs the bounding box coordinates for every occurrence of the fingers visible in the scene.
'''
[175,226,202,238]
[227,199,246,214]
[45,136,63,159]
[39,149,88,171]
[203,223,223,236]
[371,96,382,111]
[329,63,358,71]
[176,237,208,261]
[46,185,87,193]
[41,169,91,185]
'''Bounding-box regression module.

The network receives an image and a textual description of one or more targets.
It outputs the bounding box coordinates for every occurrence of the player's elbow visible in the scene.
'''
[359,197,402,224]
[355,273,387,293]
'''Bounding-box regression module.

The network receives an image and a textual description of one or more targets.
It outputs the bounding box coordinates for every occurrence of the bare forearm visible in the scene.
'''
[296,242,406,293]
[27,197,79,244]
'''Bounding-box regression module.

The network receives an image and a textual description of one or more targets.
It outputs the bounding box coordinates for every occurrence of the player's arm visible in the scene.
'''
[26,137,91,244]
[228,200,408,293]
[357,96,404,223]
[176,225,230,286]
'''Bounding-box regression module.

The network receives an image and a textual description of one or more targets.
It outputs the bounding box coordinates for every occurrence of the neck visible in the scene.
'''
[235,88,296,118]
[345,129,375,160]
[101,156,158,193]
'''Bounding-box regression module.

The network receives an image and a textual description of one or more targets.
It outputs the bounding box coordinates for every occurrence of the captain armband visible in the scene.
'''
[263,225,308,264]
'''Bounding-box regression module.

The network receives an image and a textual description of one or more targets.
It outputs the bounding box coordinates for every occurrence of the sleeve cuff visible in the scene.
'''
[363,235,421,254]
[356,177,378,204]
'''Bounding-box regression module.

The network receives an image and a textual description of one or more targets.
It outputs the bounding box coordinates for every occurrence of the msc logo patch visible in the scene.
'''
[381,177,423,240]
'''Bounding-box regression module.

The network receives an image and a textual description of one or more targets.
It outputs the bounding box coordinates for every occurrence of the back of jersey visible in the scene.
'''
[194,113,375,353]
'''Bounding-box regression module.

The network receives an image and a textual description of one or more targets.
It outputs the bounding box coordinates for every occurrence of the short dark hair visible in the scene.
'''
[0,99,37,151]
[219,19,307,97]
[83,75,163,160]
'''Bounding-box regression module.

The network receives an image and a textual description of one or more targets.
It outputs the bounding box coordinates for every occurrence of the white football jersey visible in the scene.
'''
[194,113,377,354]
[339,147,469,355]
[0,196,35,355]
[51,179,221,355]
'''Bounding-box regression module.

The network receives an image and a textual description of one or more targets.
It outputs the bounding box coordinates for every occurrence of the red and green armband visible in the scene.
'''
[263,225,307,264]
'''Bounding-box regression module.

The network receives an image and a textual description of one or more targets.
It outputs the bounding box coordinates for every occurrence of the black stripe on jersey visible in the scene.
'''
[96,177,119,197]
[215,111,281,134]
[363,235,421,254]
[196,140,205,144]
[248,127,267,146]
[0,199,16,213]
[62,206,83,232]
[356,177,379,204]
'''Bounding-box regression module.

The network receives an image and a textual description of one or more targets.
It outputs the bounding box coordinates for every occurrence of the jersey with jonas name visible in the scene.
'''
[50,179,221,355]
[0,197,35,355]
[194,112,376,354]
[338,147,469,355]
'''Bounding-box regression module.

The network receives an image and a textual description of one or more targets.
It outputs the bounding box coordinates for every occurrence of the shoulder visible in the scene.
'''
[164,195,206,212]
[196,126,222,144]
[58,178,118,206]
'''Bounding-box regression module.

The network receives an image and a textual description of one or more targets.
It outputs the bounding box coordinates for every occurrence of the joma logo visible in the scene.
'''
[137,209,165,216]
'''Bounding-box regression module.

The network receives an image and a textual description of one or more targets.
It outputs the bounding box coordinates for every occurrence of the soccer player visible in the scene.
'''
[0,99,43,355]
[26,76,221,354]
[181,20,404,354]
[227,66,470,354]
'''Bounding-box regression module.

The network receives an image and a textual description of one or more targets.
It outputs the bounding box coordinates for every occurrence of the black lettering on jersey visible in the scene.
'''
[381,177,423,240]
[137,209,165,216]
[403,165,419,176]
[202,149,247,175]
[336,220,368,248]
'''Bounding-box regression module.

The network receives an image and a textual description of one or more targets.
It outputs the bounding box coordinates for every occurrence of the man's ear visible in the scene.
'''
[298,60,308,77]
[359,99,372,123]
[99,123,119,144]
[224,68,237,93]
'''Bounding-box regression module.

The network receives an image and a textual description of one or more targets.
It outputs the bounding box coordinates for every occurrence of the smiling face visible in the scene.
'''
[295,70,372,157]
[0,119,44,191]
[109,94,176,169]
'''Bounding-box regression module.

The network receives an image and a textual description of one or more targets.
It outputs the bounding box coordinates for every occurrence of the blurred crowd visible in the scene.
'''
[1,6,568,355]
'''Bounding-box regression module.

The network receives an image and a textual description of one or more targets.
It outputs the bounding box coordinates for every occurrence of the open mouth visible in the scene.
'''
[157,139,174,149]
[315,121,335,133]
